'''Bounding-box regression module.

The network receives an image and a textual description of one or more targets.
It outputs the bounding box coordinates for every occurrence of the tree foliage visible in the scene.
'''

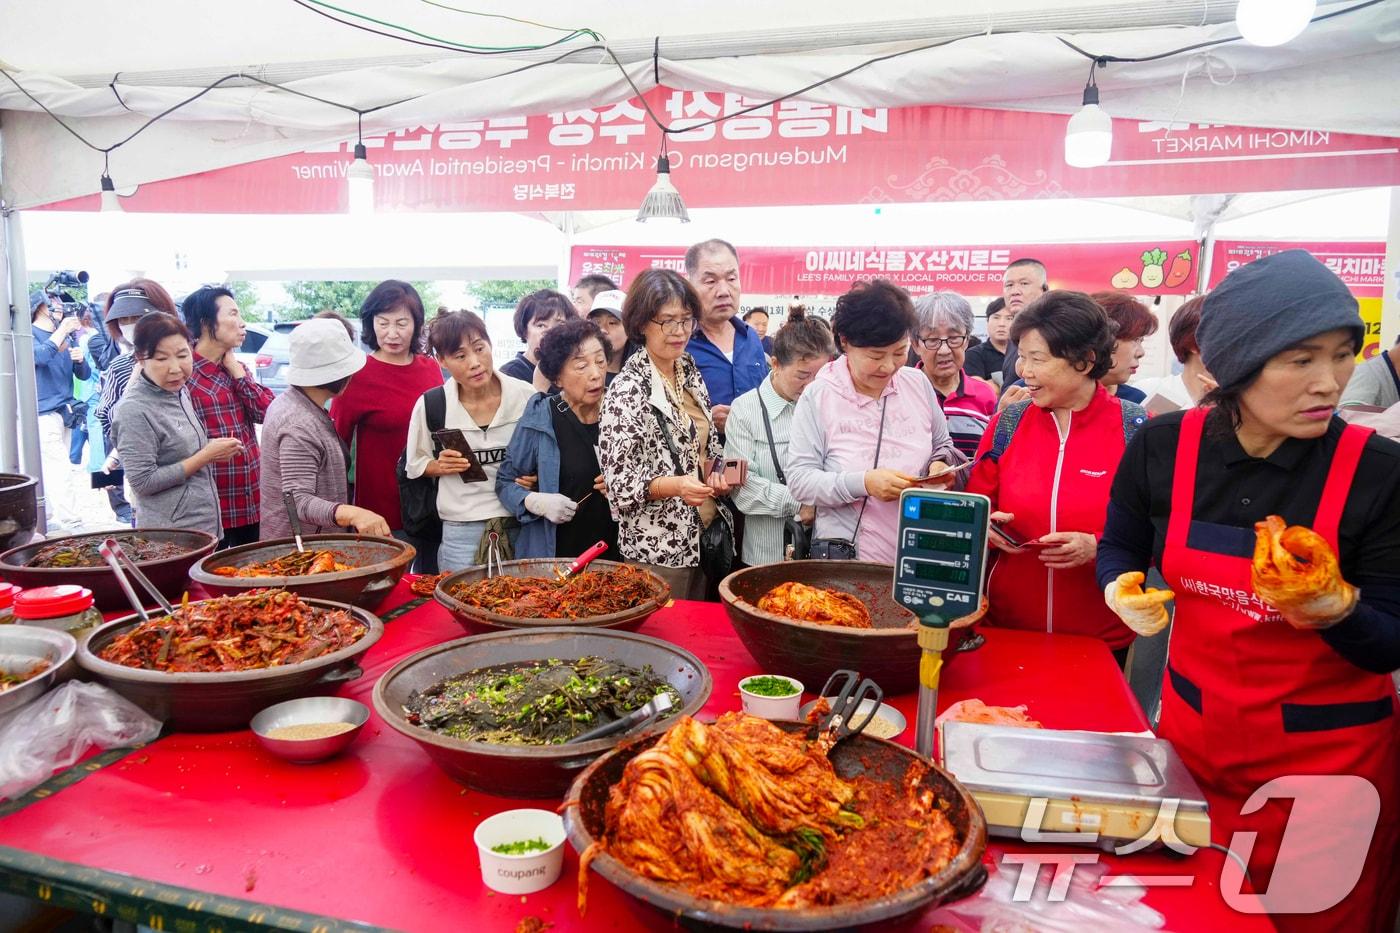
[466,279,557,309]
[225,280,262,321]
[282,280,440,320]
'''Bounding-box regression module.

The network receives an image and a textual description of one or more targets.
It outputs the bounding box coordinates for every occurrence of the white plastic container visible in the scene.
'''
[472,808,566,894]
[737,674,804,721]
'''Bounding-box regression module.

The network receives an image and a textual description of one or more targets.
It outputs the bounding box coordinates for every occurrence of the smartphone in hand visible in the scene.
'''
[432,428,489,483]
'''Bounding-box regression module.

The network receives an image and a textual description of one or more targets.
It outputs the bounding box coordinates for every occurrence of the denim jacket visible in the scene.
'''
[495,392,562,558]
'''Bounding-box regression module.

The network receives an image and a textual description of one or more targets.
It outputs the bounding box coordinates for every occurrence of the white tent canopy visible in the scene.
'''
[2,0,1399,209]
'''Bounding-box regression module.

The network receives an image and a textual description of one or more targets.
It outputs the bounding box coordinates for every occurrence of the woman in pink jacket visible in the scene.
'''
[966,291,1148,661]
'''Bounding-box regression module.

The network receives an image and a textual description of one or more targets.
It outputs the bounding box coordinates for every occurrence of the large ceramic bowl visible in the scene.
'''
[373,627,711,798]
[0,473,38,553]
[0,625,77,719]
[0,529,217,612]
[189,535,415,610]
[719,561,978,694]
[76,596,383,731]
[433,559,668,633]
[563,721,989,930]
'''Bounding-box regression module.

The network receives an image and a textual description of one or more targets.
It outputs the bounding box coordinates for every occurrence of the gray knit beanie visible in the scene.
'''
[1198,249,1363,391]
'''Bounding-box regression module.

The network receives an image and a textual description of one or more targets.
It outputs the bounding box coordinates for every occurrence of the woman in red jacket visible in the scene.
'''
[966,291,1147,662]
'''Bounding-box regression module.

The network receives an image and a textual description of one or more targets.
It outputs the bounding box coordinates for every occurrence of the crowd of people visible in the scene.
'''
[22,240,1400,927]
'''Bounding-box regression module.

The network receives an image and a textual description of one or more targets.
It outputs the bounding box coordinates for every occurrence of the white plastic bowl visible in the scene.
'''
[737,674,804,720]
[472,808,566,894]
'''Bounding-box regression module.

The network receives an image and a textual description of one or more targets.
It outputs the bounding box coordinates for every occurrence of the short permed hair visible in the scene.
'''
[1010,290,1115,381]
[621,270,702,344]
[830,280,917,350]
[1091,290,1159,342]
[511,289,573,341]
[1168,295,1205,364]
[537,318,607,383]
[132,311,193,360]
[428,310,491,358]
[359,280,425,354]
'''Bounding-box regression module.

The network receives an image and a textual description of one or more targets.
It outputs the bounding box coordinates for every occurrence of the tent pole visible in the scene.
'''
[0,199,19,471]
[4,206,47,527]
[559,212,575,293]
[1383,186,1400,349]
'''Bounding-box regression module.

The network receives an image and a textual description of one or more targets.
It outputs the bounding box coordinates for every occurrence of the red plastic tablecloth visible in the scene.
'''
[0,580,1273,931]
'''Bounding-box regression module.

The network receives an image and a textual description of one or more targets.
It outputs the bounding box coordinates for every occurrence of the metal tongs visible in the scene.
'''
[283,490,305,553]
[813,669,883,746]
[565,692,674,744]
[483,530,504,578]
[101,537,180,664]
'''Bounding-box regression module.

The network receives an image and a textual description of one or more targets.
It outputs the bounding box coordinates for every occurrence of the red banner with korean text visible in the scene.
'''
[43,89,1400,213]
[570,241,1201,298]
[1209,240,1387,358]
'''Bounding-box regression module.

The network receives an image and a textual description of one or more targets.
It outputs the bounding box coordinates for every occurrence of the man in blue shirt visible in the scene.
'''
[684,239,768,433]
[30,291,92,530]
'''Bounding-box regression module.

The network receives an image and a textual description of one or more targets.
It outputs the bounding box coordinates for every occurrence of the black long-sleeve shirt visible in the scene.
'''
[1097,410,1400,674]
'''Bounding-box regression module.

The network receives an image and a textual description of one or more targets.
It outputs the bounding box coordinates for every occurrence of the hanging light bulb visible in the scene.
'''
[1236,0,1316,47]
[99,172,122,212]
[636,153,690,224]
[346,141,375,216]
[1064,84,1113,168]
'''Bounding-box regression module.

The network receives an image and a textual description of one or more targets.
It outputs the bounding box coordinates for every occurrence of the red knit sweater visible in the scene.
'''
[330,354,444,530]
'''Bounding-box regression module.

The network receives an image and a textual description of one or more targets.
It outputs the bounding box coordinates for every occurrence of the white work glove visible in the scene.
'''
[524,492,578,524]
[1104,571,1174,637]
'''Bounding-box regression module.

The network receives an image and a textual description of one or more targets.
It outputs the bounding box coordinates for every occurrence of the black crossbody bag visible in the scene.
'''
[757,397,811,560]
[807,397,887,561]
[650,406,734,581]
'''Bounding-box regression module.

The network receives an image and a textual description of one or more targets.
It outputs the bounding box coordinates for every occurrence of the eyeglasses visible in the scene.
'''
[916,335,969,350]
[650,316,696,335]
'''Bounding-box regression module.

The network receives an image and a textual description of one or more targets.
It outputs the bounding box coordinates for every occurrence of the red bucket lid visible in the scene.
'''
[14,584,95,619]
[0,583,20,610]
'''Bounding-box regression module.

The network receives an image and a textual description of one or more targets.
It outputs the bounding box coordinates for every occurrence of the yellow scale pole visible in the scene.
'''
[915,614,950,759]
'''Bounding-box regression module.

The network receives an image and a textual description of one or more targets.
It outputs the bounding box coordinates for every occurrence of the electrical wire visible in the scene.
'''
[413,0,600,38]
[0,0,1385,182]
[288,0,597,53]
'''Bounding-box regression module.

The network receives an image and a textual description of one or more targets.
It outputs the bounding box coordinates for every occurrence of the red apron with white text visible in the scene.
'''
[1158,407,1399,931]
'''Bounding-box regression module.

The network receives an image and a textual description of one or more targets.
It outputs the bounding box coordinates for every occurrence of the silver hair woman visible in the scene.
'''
[912,291,997,459]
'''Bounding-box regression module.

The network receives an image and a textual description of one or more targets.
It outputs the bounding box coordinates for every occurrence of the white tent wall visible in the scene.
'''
[1,1,1399,208]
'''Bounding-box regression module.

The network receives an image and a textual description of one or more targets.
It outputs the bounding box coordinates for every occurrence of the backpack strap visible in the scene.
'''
[1119,400,1148,446]
[425,385,447,435]
[986,399,1032,462]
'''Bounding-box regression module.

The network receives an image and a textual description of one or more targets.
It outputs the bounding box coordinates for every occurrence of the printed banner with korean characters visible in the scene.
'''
[570,241,1201,299]
[40,88,1400,213]
[1209,240,1386,357]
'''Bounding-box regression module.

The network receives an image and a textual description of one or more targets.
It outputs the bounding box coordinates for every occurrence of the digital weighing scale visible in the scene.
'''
[893,489,1211,851]
[892,489,991,758]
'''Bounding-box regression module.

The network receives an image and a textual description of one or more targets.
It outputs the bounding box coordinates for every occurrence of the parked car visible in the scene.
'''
[236,324,274,385]
[247,318,364,395]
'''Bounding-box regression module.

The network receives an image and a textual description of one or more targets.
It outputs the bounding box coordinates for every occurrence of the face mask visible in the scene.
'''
[119,322,137,344]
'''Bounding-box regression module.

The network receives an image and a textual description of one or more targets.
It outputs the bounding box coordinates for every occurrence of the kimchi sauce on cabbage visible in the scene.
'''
[579,712,960,911]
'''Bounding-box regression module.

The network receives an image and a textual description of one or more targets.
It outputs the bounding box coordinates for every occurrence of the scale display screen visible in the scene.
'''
[893,490,991,621]
[912,562,971,585]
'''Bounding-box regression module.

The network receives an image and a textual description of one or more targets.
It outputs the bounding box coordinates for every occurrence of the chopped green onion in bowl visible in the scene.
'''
[740,675,800,697]
[490,837,551,856]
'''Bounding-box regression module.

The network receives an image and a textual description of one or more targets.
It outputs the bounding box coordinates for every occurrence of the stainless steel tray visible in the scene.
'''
[940,722,1207,811]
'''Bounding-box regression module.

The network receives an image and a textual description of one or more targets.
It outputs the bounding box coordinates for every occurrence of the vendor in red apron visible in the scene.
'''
[1096,250,1400,931]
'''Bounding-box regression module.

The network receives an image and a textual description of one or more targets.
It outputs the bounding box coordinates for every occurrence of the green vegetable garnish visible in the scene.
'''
[742,676,799,697]
[490,837,551,855]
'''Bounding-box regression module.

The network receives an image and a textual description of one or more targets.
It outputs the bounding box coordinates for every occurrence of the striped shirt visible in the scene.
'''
[723,376,800,566]
[933,371,997,460]
[96,353,139,448]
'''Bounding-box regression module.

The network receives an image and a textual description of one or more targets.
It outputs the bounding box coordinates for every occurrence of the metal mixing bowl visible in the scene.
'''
[0,625,77,719]
[0,529,217,612]
[719,561,977,694]
[77,596,383,732]
[373,627,711,797]
[250,696,369,763]
[563,720,988,930]
[189,534,415,610]
[433,559,669,633]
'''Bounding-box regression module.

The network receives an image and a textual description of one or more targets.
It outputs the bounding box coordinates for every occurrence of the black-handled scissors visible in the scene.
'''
[815,669,883,743]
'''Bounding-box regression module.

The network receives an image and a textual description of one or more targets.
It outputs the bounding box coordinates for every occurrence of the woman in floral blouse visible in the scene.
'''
[600,270,731,600]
